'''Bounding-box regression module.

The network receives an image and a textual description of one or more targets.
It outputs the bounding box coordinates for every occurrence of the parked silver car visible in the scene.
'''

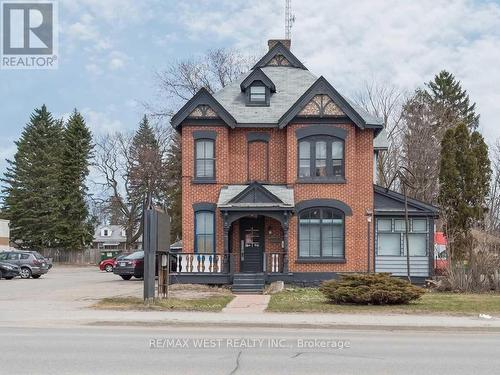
[0,251,50,279]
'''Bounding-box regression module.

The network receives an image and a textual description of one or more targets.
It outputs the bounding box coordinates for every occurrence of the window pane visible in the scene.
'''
[204,141,214,158]
[299,160,310,177]
[394,219,406,232]
[377,219,392,231]
[299,240,310,257]
[196,141,205,158]
[251,86,265,94]
[378,233,401,255]
[315,159,327,177]
[299,142,310,158]
[316,141,327,159]
[412,219,427,232]
[407,234,427,256]
[332,159,342,177]
[331,141,343,159]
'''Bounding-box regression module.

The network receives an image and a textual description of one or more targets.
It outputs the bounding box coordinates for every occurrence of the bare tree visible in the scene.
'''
[401,90,441,204]
[150,48,255,119]
[92,121,171,249]
[354,80,405,188]
[486,139,500,234]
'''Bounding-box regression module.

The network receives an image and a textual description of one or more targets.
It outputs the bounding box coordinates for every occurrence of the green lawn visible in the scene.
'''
[267,288,500,315]
[94,295,234,312]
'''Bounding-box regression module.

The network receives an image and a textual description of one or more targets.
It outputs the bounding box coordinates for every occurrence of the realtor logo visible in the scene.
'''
[1,1,58,69]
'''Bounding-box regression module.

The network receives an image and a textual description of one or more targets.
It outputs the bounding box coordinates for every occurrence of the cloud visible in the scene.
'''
[79,109,125,135]
[173,0,500,141]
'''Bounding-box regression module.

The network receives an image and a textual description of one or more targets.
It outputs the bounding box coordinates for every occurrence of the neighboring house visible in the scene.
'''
[170,39,438,288]
[93,225,142,250]
[0,219,9,248]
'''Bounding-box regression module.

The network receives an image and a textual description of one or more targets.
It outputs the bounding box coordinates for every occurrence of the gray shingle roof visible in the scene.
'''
[213,66,383,129]
[213,67,317,124]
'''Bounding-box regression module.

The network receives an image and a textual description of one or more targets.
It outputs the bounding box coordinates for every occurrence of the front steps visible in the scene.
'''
[232,273,265,294]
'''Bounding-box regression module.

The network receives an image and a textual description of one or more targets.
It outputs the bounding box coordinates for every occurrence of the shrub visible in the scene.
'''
[319,273,425,305]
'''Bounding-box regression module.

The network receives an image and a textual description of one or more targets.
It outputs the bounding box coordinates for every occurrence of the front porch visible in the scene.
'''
[172,183,294,290]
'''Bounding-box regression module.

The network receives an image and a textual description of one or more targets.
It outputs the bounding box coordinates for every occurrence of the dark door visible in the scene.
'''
[240,217,264,272]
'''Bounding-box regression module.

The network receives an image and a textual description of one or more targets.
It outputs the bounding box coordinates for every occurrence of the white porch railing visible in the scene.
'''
[173,253,224,273]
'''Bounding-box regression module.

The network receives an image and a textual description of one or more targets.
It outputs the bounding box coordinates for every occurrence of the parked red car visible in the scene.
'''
[99,253,128,272]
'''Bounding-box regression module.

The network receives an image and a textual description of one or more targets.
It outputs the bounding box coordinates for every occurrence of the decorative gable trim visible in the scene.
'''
[298,94,344,117]
[240,68,276,92]
[188,105,219,118]
[278,76,384,131]
[228,182,283,205]
[171,87,236,129]
[252,42,307,70]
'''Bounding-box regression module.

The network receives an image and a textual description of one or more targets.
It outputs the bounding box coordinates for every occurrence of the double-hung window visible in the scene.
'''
[195,139,215,180]
[195,211,215,254]
[298,136,345,180]
[249,85,266,103]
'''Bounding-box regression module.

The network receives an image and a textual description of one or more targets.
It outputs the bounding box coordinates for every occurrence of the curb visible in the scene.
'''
[86,320,500,333]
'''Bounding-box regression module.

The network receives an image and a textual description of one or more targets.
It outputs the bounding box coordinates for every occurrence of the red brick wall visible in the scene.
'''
[248,141,268,181]
[286,124,374,273]
[181,122,374,273]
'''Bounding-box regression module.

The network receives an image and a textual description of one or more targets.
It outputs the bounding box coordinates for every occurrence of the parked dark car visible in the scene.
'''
[99,253,129,272]
[0,261,21,279]
[113,250,144,280]
[0,251,50,279]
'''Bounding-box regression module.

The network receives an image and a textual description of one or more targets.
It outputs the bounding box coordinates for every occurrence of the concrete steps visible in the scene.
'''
[232,273,265,294]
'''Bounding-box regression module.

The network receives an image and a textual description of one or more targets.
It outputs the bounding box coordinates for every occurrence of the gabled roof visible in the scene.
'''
[252,41,307,70]
[170,87,237,129]
[374,185,439,217]
[218,183,294,209]
[213,67,317,125]
[278,76,384,132]
[240,68,276,92]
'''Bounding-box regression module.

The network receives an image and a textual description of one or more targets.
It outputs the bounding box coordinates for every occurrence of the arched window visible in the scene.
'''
[195,211,215,254]
[298,136,344,180]
[299,207,344,258]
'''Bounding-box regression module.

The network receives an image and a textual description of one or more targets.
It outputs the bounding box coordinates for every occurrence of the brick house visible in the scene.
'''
[170,40,437,291]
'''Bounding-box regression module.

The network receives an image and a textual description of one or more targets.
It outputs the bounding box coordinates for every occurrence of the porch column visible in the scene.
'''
[283,211,289,273]
[222,211,230,274]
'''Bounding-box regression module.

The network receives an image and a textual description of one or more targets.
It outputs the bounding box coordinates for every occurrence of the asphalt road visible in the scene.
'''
[1,325,499,375]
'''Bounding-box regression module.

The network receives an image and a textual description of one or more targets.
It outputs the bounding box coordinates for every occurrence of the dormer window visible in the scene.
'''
[240,68,275,107]
[249,85,267,104]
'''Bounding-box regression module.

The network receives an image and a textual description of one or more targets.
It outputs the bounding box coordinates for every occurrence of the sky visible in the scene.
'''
[1,0,500,176]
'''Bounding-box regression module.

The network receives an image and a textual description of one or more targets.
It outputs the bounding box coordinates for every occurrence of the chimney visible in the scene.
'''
[268,39,291,51]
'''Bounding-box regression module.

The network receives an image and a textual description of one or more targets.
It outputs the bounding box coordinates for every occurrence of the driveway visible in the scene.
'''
[0,266,143,324]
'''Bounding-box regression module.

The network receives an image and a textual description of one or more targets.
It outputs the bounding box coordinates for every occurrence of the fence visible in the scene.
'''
[40,248,101,265]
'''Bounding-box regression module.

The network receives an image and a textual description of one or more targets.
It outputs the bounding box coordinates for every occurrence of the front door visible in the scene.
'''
[240,217,264,272]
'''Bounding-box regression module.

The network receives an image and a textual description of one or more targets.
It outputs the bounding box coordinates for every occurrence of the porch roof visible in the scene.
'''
[217,184,294,210]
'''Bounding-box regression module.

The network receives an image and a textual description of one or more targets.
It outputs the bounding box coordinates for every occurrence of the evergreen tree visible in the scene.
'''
[164,132,182,240]
[1,105,63,249]
[438,123,491,259]
[426,70,479,130]
[56,110,94,250]
[129,115,163,203]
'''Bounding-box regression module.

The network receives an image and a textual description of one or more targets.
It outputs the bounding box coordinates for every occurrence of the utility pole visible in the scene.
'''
[387,167,415,283]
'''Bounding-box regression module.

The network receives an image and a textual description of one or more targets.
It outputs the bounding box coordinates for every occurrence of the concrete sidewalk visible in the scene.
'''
[222,294,270,314]
[2,306,500,331]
